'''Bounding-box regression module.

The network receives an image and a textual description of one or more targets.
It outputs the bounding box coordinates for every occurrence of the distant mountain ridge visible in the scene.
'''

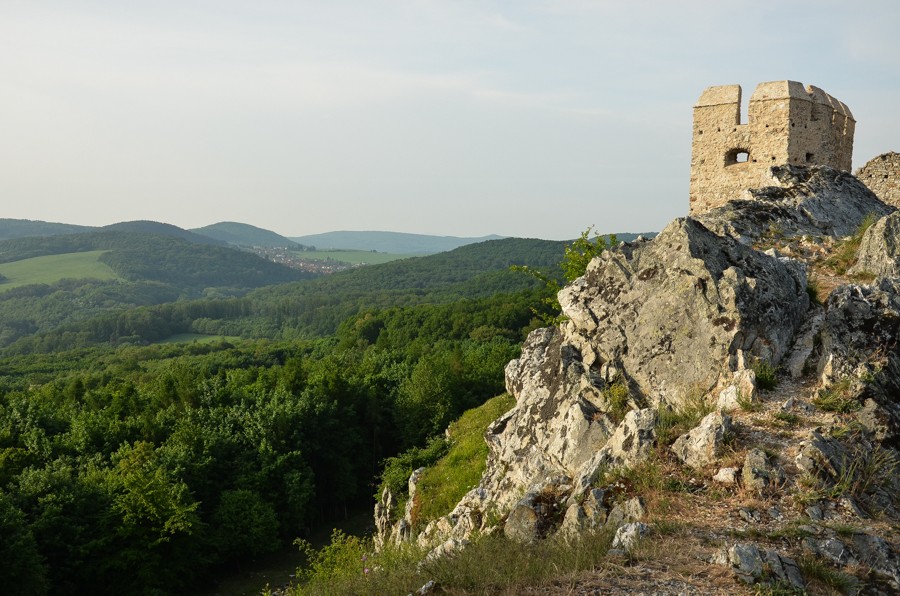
[190,221,303,248]
[0,218,656,255]
[289,231,506,254]
[0,218,95,240]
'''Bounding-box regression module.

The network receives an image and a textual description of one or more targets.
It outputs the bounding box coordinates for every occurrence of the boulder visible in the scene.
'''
[849,211,900,277]
[671,411,734,469]
[576,409,658,492]
[713,467,739,485]
[560,487,609,537]
[559,217,809,408]
[605,496,646,530]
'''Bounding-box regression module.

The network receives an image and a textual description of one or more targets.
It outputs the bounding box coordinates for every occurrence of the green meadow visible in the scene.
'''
[0,250,120,291]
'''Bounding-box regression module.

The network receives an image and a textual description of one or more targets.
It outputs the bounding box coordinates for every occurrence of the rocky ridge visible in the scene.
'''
[376,165,900,594]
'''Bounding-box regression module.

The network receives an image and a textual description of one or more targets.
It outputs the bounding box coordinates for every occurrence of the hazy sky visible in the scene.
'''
[2,1,898,240]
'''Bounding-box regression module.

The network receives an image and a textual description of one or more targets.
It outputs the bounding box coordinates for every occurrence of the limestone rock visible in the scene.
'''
[716,543,804,590]
[559,217,808,408]
[605,496,646,530]
[742,448,784,492]
[373,486,395,551]
[503,491,550,543]
[796,430,850,485]
[671,411,734,469]
[762,549,805,590]
[852,533,900,590]
[410,215,809,550]
[695,165,893,244]
[713,467,739,485]
[716,369,757,411]
[576,409,658,492]
[816,278,900,446]
[560,488,609,537]
[849,211,900,277]
[611,522,648,552]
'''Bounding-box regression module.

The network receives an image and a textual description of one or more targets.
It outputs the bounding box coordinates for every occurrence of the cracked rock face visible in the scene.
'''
[817,278,900,446]
[558,217,808,407]
[695,165,894,244]
[411,217,809,549]
[850,211,900,277]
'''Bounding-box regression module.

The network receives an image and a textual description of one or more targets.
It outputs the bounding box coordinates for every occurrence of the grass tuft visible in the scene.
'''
[821,213,878,276]
[797,556,859,595]
[812,379,860,413]
[751,360,779,391]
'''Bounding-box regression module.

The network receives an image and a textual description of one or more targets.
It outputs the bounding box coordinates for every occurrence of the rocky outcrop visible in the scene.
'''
[695,165,893,244]
[377,166,900,596]
[850,211,900,277]
[816,278,900,446]
[714,543,805,590]
[558,217,808,408]
[409,215,809,551]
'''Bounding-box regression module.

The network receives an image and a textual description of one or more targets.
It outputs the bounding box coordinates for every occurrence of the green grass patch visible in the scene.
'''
[413,394,516,526]
[751,359,778,391]
[812,379,860,413]
[0,250,120,291]
[797,556,859,594]
[822,213,878,275]
[293,250,414,265]
[655,391,715,446]
[291,525,617,595]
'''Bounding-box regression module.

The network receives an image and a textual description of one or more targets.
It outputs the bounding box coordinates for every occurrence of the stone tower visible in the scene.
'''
[689,81,855,214]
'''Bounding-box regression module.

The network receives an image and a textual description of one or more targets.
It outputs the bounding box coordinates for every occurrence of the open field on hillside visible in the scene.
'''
[0,250,120,291]
[294,249,413,265]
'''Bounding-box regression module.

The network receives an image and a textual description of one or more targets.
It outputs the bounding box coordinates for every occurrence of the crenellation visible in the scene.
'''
[689,80,855,214]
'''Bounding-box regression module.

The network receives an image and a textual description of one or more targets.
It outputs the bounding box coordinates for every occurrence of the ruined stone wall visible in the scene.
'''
[689,81,855,215]
[856,152,900,209]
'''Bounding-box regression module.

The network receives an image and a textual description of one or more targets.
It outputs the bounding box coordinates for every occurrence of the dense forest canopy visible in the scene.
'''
[0,231,581,594]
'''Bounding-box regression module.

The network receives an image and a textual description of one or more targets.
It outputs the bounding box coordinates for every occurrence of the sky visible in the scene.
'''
[1,1,898,240]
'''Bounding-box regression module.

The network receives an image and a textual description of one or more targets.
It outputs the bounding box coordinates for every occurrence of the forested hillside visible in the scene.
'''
[0,232,574,594]
[0,219,94,241]
[1,237,567,353]
[0,231,314,349]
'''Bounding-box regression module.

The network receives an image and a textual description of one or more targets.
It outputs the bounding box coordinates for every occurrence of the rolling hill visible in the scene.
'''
[0,218,95,240]
[191,221,306,248]
[289,230,506,253]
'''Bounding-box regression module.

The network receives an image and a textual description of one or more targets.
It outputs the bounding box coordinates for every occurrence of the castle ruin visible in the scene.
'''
[689,81,855,214]
[855,152,900,209]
